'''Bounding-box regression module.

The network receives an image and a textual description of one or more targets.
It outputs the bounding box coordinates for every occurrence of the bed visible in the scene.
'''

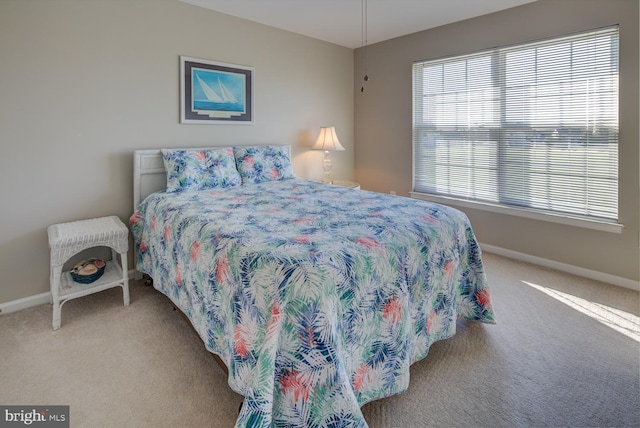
[130,144,495,428]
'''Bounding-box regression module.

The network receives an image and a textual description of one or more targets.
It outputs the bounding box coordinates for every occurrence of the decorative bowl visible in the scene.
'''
[70,258,106,284]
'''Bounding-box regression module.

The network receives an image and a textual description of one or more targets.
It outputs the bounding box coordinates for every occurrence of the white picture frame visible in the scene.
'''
[180,56,254,124]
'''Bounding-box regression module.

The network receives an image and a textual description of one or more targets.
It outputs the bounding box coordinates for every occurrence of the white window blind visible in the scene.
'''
[413,27,619,222]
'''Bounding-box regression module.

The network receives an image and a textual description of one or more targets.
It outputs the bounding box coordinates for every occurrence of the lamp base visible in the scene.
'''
[322,150,333,184]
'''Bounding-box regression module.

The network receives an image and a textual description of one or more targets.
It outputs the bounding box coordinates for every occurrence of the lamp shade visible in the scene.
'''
[312,127,345,151]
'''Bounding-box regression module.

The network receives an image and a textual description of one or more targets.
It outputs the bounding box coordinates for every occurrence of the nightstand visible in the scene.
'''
[47,216,130,330]
[330,180,360,190]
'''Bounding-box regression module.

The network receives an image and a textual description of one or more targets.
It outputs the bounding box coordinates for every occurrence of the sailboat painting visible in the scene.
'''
[181,56,254,124]
[193,70,244,115]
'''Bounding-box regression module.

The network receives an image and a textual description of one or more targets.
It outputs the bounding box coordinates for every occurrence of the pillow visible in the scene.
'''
[162,148,241,192]
[233,145,295,184]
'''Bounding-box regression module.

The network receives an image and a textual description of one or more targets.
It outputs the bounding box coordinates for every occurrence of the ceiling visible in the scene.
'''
[180,0,537,49]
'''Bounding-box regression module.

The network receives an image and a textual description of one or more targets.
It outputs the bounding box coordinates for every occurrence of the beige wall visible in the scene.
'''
[0,0,354,304]
[354,0,639,282]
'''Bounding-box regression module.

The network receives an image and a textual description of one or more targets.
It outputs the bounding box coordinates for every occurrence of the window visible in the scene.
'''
[412,27,619,225]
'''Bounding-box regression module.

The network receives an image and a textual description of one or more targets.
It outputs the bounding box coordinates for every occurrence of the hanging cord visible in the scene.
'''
[361,0,369,93]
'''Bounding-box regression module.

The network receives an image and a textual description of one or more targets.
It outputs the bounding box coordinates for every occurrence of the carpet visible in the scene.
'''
[0,252,638,427]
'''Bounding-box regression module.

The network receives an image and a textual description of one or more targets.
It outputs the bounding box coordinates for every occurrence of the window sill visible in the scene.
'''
[409,191,624,234]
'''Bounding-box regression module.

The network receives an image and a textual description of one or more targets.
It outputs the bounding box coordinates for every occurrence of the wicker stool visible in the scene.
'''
[48,216,130,330]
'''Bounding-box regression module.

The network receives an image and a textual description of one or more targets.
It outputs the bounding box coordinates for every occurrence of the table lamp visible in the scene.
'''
[312,126,345,184]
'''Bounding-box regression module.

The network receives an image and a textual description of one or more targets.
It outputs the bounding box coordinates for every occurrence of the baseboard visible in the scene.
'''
[0,269,139,316]
[480,243,640,291]
[2,253,638,316]
[0,292,51,315]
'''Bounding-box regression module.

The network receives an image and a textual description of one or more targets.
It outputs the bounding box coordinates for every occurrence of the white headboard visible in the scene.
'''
[133,145,292,209]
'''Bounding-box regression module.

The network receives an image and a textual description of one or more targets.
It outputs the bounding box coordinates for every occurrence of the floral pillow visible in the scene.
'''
[162,148,241,192]
[233,145,295,184]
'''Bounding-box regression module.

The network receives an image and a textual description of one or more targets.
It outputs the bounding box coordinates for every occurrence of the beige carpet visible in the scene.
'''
[1,252,638,427]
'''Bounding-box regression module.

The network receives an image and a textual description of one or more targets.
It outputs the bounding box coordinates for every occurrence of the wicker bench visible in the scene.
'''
[47,216,129,330]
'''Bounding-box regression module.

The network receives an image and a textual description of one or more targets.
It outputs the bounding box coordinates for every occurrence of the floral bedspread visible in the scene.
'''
[130,179,495,427]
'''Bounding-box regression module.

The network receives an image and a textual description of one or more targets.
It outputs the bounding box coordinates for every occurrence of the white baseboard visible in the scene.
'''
[480,243,640,291]
[0,292,51,315]
[0,270,139,316]
[2,253,637,316]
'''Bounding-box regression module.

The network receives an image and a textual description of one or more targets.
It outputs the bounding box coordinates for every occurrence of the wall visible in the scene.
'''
[0,0,354,304]
[354,0,639,282]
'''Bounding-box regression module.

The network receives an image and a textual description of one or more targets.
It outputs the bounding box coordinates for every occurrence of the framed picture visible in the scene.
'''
[180,56,254,124]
